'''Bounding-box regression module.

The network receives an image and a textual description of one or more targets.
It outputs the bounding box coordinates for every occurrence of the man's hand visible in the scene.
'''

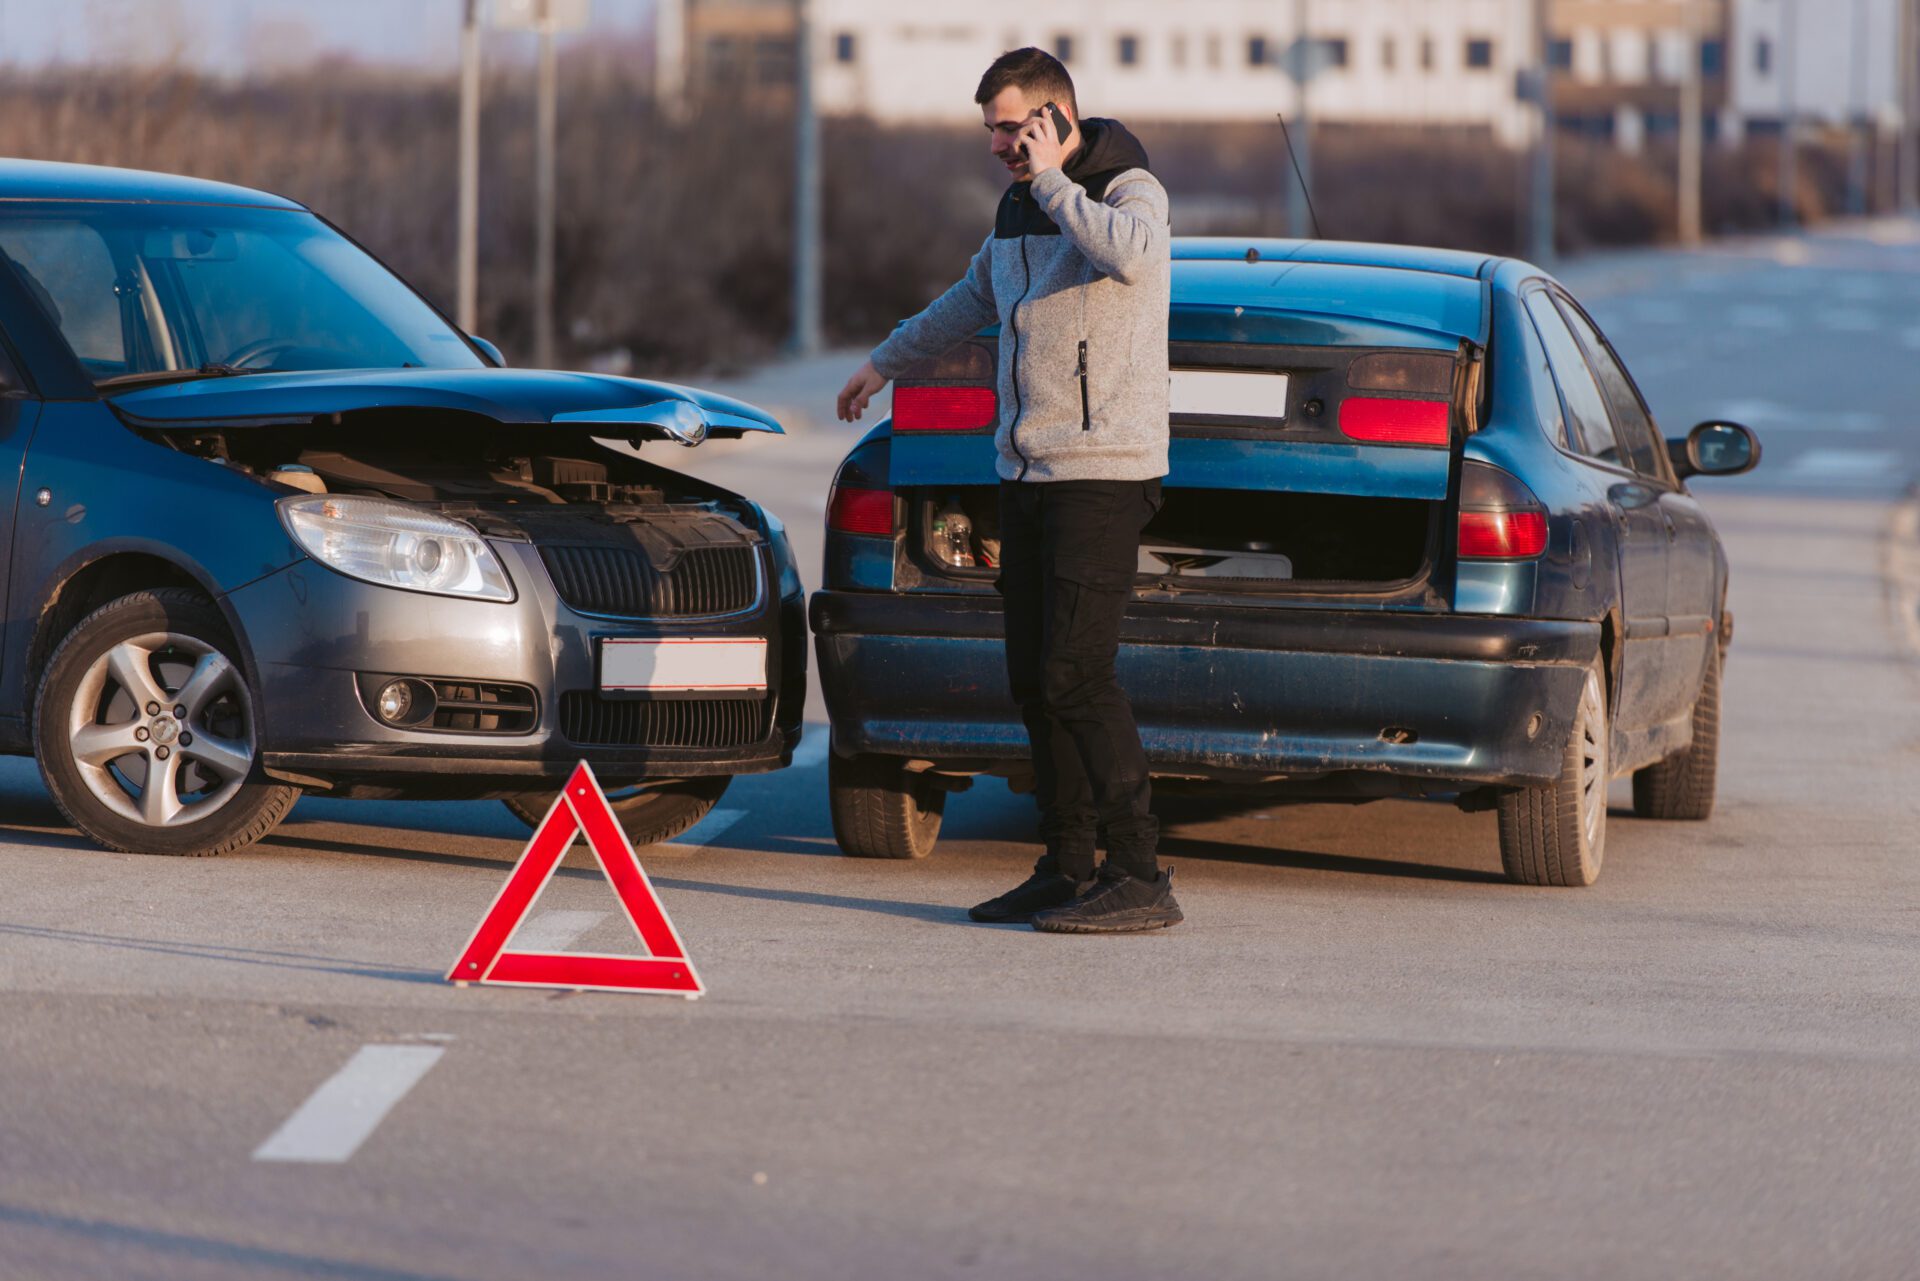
[837,360,888,423]
[1016,111,1065,176]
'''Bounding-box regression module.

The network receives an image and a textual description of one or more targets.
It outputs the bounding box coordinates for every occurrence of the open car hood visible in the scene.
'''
[107,368,783,441]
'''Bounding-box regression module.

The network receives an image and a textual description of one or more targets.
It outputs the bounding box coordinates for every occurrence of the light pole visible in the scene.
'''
[456,0,482,334]
[790,0,823,356]
[533,3,559,368]
[1530,0,1555,263]
[1904,0,1920,212]
[1287,0,1315,239]
[1677,0,1704,245]
[1779,0,1798,228]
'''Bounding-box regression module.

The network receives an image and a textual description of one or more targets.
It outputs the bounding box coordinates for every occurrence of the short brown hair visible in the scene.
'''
[974,47,1078,118]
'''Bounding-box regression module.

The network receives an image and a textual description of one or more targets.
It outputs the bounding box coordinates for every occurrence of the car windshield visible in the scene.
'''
[0,201,483,388]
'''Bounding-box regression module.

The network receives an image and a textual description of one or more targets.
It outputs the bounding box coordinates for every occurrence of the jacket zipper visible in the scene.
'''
[1008,225,1033,479]
[1077,340,1090,431]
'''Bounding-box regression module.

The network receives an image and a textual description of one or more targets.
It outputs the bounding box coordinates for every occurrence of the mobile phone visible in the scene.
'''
[1019,102,1074,158]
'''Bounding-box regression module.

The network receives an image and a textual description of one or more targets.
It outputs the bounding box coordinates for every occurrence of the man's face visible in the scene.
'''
[981,85,1052,182]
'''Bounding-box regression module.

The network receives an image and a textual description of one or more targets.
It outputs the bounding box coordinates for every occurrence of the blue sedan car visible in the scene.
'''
[0,161,805,856]
[811,238,1758,886]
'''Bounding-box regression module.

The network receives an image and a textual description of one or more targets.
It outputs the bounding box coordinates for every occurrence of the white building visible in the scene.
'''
[665,0,1918,154]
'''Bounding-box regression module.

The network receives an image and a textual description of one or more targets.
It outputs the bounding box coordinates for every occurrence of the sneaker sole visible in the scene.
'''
[1031,907,1184,934]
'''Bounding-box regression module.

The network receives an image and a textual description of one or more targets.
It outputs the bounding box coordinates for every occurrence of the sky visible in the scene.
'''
[0,0,657,75]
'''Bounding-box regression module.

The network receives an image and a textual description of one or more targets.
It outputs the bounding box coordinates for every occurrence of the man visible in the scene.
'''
[835,48,1178,933]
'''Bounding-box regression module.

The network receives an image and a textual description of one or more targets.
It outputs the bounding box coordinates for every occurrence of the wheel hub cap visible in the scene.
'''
[149,716,179,746]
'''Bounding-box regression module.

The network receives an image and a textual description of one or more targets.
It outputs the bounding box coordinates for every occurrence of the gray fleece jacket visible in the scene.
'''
[869,119,1170,483]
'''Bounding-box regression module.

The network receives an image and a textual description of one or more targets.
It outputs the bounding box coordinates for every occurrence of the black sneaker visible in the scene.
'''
[968,870,1091,924]
[1031,865,1183,934]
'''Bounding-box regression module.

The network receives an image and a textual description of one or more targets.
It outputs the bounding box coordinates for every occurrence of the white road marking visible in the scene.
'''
[677,807,747,848]
[511,909,608,953]
[1715,400,1880,433]
[1813,308,1878,333]
[1784,448,1903,480]
[253,1045,445,1164]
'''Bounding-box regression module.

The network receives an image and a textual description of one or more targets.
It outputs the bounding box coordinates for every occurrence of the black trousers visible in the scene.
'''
[996,478,1162,881]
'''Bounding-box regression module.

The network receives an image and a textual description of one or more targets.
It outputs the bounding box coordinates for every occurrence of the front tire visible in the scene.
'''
[829,753,944,859]
[502,776,730,848]
[1497,664,1609,886]
[35,589,297,856]
[1631,641,1720,821]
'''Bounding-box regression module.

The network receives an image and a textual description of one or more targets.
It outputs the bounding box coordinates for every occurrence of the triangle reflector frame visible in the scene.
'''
[446,761,703,997]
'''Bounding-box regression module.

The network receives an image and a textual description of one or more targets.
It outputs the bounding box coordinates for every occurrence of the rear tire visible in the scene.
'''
[829,753,944,859]
[35,588,297,856]
[502,776,730,848]
[1497,664,1608,887]
[1632,641,1720,821]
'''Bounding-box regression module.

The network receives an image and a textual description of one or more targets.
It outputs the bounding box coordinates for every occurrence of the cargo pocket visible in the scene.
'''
[1048,554,1134,661]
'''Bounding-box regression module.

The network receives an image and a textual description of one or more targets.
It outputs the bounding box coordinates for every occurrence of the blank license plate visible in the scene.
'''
[600,638,767,697]
[1170,369,1289,421]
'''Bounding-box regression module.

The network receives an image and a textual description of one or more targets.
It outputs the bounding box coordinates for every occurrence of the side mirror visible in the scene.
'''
[1667,420,1760,480]
[469,335,506,366]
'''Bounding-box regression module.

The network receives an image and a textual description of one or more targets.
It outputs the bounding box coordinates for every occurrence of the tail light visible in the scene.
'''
[893,340,997,432]
[826,437,896,537]
[827,486,895,536]
[1339,397,1451,445]
[1457,461,1548,559]
[893,386,996,432]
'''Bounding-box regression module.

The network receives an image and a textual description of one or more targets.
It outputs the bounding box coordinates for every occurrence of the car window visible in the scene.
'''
[1522,289,1621,466]
[1510,297,1569,448]
[0,220,139,370]
[1553,294,1668,481]
[0,203,483,385]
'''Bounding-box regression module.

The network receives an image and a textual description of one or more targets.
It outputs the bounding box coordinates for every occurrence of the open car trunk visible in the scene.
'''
[891,336,1478,601]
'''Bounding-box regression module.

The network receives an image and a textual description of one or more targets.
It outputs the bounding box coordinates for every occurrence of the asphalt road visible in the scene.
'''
[3,220,1919,1280]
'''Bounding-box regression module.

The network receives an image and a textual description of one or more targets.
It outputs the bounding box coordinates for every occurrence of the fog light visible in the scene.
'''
[377,680,414,724]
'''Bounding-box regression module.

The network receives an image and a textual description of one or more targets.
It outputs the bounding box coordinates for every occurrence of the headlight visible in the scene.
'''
[278,496,514,601]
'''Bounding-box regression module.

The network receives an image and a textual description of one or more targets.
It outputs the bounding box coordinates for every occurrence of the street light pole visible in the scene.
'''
[1287,0,1315,239]
[1530,0,1555,263]
[1779,0,1798,228]
[1677,0,1704,245]
[1903,0,1920,212]
[457,0,482,334]
[790,0,822,356]
[533,0,558,368]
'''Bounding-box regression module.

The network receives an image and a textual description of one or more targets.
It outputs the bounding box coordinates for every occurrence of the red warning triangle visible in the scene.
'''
[446,761,703,997]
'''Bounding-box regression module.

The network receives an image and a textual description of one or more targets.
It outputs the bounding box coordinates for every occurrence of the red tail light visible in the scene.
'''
[1339,397,1450,445]
[827,485,895,536]
[1458,510,1548,558]
[893,386,997,432]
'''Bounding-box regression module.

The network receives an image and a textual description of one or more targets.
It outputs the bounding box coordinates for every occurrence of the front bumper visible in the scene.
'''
[227,542,806,796]
[810,590,1600,790]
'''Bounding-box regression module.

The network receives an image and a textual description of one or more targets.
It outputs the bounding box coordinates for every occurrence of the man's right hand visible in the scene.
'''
[837,360,888,423]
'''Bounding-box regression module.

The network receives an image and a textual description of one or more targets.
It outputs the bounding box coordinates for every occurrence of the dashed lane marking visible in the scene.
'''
[1783,448,1904,481]
[253,1045,445,1164]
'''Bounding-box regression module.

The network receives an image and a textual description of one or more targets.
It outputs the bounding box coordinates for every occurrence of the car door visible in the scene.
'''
[1521,287,1669,734]
[1553,293,1713,722]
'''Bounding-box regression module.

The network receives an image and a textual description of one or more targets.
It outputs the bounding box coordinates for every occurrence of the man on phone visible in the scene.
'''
[836,48,1177,933]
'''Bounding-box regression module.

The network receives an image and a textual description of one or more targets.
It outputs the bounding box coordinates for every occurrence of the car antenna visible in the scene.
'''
[1275,111,1325,240]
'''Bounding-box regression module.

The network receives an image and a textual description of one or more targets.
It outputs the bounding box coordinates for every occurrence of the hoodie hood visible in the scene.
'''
[1064,117,1152,188]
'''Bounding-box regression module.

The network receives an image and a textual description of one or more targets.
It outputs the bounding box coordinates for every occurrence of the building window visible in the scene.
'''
[1700,38,1725,76]
[1322,37,1349,69]
[1547,38,1572,70]
[1207,33,1222,68]
[1420,35,1435,71]
[1381,36,1396,70]
[1117,34,1140,67]
[1171,33,1188,68]
[1053,33,1074,63]
[1754,36,1772,76]
[1465,38,1494,70]
[753,35,796,84]
[834,32,856,64]
[1248,35,1268,68]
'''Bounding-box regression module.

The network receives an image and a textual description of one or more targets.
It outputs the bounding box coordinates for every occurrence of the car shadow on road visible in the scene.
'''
[648,876,966,925]
[1155,833,1506,885]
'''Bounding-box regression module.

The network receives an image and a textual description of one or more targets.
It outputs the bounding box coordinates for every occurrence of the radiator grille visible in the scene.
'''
[539,544,758,618]
[559,691,771,749]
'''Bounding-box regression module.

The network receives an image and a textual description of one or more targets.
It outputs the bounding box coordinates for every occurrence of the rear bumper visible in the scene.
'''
[810,591,1600,789]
